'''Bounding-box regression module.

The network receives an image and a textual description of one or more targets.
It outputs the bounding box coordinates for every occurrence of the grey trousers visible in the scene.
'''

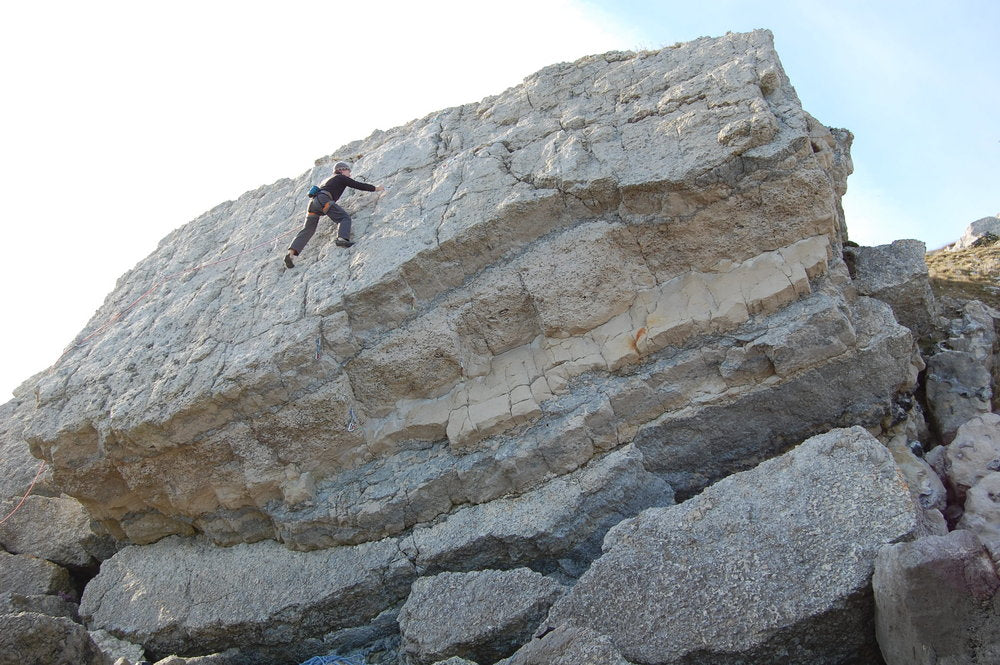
[289,191,352,254]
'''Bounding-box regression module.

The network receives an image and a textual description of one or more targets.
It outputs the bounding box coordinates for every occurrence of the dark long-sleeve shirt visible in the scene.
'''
[320,174,376,201]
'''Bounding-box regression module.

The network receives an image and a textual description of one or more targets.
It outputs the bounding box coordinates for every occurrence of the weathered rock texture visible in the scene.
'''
[955,214,1000,250]
[939,413,1000,504]
[0,396,114,569]
[886,435,948,537]
[0,495,116,568]
[0,612,110,665]
[1,28,966,665]
[80,445,662,659]
[514,427,920,665]
[16,30,918,558]
[926,302,997,442]
[845,239,938,341]
[398,568,565,665]
[80,536,414,660]
[0,550,74,597]
[0,591,79,621]
[874,529,1000,665]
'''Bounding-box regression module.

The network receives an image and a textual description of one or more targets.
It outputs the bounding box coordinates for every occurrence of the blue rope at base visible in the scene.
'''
[298,655,362,665]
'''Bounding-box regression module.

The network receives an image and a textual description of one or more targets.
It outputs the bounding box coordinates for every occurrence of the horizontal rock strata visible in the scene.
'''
[16,30,913,554]
[80,444,668,658]
[512,427,920,665]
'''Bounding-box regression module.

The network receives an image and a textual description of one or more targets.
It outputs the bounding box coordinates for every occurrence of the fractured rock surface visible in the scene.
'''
[80,536,415,659]
[0,612,109,665]
[398,568,566,665]
[516,427,920,665]
[845,239,938,340]
[14,30,916,554]
[874,529,1000,665]
[0,550,74,597]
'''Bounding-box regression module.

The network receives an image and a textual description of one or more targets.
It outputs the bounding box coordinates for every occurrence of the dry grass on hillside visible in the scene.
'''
[925,239,1000,310]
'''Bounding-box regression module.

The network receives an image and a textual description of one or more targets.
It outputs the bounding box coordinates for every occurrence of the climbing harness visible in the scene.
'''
[0,460,47,526]
[298,654,362,665]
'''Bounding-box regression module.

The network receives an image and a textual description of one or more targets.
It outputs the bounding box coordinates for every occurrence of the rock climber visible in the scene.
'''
[284,162,385,268]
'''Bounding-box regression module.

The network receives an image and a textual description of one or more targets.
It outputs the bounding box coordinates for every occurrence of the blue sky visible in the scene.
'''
[0,0,996,399]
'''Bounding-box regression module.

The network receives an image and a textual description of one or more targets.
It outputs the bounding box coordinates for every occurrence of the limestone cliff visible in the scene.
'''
[4,29,980,665]
[20,30,911,554]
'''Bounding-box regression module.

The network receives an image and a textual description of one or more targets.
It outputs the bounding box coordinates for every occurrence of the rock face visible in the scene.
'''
[1,28,967,665]
[925,302,997,442]
[0,612,110,665]
[80,536,415,660]
[398,568,565,665]
[0,550,74,597]
[18,30,915,557]
[938,413,1000,504]
[874,529,1000,665]
[513,427,920,665]
[955,214,1000,250]
[845,239,938,340]
[0,495,116,568]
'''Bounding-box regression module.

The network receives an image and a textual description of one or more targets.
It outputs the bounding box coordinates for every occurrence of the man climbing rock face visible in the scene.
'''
[285,162,385,268]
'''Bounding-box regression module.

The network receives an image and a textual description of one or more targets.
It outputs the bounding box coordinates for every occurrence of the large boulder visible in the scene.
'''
[886,435,948,537]
[0,612,109,665]
[958,472,1000,562]
[0,397,115,570]
[0,591,79,621]
[938,413,1000,504]
[507,624,631,665]
[0,400,52,505]
[398,568,565,665]
[926,352,993,443]
[954,214,1000,250]
[88,629,147,665]
[0,495,117,568]
[14,30,917,555]
[925,303,996,442]
[0,550,74,597]
[512,427,920,665]
[874,529,1000,665]
[80,536,415,661]
[845,239,938,339]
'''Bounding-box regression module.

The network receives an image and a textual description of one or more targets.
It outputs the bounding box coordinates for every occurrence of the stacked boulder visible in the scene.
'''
[0,29,998,665]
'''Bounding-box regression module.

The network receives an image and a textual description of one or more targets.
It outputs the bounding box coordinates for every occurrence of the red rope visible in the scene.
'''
[0,460,47,526]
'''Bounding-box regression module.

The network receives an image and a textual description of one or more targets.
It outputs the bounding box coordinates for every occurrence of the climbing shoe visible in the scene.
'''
[284,253,295,268]
[335,237,354,248]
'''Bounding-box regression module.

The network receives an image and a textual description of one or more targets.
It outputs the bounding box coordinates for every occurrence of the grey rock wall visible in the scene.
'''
[0,28,974,665]
[16,30,910,556]
[874,529,1000,665]
[512,427,920,665]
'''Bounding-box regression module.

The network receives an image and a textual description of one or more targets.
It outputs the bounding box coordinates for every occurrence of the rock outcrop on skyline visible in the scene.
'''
[2,28,998,665]
[23,28,888,552]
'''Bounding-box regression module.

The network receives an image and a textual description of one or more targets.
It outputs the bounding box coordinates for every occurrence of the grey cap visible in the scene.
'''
[334,162,351,171]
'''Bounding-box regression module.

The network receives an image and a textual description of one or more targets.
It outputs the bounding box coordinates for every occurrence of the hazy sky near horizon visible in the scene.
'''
[1,0,997,400]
